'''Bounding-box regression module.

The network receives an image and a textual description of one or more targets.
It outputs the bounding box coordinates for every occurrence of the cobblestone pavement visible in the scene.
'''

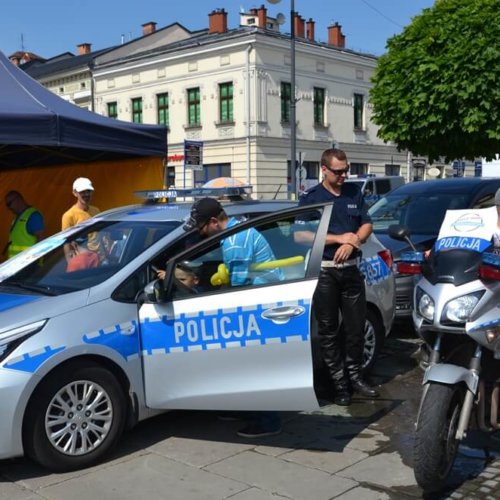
[0,333,499,499]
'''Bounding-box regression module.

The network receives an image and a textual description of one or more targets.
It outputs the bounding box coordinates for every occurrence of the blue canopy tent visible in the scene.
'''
[0,50,167,168]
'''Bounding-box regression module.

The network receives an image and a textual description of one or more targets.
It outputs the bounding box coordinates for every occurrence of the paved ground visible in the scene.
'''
[1,332,499,499]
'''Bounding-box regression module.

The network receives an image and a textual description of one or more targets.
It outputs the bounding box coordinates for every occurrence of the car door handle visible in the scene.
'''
[261,305,305,324]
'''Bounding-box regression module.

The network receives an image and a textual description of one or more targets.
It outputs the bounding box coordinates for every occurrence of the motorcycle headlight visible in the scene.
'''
[485,325,500,344]
[442,292,483,324]
[0,320,47,362]
[418,292,435,321]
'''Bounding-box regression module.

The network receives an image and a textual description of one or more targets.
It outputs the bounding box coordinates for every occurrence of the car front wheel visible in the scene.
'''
[23,360,126,472]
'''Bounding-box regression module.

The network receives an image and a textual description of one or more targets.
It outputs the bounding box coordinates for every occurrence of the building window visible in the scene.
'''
[131,97,143,123]
[354,93,364,130]
[157,93,169,126]
[350,163,368,176]
[193,163,231,186]
[107,102,118,119]
[219,82,233,122]
[280,82,291,123]
[385,164,400,176]
[187,87,201,126]
[313,87,325,126]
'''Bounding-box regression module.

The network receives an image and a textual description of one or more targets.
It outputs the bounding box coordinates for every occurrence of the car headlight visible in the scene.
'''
[0,319,47,362]
[442,292,483,324]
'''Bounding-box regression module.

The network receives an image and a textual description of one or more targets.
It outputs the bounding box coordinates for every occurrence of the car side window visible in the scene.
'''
[472,192,495,208]
[168,210,322,299]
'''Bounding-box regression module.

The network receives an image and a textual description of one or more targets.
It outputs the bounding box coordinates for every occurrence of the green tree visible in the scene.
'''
[370,0,500,163]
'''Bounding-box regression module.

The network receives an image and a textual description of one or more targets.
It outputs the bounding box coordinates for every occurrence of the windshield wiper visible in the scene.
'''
[0,281,58,296]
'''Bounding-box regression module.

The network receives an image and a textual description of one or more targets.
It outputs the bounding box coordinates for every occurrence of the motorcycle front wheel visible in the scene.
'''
[413,382,464,493]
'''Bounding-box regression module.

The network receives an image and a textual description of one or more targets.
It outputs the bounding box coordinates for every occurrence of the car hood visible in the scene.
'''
[375,233,437,259]
[0,289,90,332]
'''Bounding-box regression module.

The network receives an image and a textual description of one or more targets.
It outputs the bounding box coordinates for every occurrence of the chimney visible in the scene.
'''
[293,14,305,38]
[9,55,21,66]
[142,22,157,36]
[209,8,228,34]
[77,43,92,55]
[306,18,315,42]
[257,5,267,28]
[328,22,345,48]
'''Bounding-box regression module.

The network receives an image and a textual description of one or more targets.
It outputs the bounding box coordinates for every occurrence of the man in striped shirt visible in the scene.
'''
[185,197,282,438]
[185,197,283,287]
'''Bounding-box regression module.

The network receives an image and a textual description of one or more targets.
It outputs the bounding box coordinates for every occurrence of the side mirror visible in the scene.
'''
[144,279,167,303]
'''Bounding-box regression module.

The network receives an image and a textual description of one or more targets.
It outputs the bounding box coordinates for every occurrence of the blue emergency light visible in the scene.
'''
[482,252,500,268]
[400,251,425,263]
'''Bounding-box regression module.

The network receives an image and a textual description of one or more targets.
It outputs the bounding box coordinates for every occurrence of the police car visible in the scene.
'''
[0,187,394,471]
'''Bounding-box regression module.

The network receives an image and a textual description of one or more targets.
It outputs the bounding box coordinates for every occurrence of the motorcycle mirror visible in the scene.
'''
[388,224,410,241]
[388,224,417,251]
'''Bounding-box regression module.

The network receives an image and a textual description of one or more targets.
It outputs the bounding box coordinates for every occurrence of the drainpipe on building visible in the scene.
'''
[89,61,95,112]
[245,44,253,186]
[406,150,412,183]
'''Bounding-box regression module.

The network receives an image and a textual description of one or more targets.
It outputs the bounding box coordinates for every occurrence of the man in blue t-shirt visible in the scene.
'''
[185,197,282,438]
[295,148,379,406]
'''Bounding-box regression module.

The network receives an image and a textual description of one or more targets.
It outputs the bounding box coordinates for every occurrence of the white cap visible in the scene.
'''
[73,177,94,193]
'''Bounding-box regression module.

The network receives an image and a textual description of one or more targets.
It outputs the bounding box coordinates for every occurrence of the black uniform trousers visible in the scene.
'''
[313,265,366,384]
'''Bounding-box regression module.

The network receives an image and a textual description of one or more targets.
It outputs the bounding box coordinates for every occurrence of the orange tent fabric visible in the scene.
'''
[1,156,164,262]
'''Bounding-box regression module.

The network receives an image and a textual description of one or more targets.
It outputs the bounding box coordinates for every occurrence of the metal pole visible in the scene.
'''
[290,0,297,199]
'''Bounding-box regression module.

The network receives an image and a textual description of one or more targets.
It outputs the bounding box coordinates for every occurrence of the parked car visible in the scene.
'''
[369,177,500,319]
[0,190,394,471]
[345,175,405,207]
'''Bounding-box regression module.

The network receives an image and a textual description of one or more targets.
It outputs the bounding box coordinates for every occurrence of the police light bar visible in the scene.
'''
[482,252,500,268]
[134,186,252,200]
[400,251,425,262]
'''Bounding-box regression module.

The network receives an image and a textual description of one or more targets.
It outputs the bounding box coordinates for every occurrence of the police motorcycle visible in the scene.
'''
[389,206,500,494]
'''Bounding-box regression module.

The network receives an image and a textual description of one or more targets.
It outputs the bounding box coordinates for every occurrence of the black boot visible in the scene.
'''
[351,379,379,398]
[333,378,351,406]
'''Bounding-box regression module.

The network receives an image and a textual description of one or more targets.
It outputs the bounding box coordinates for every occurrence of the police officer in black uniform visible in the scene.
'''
[296,148,379,406]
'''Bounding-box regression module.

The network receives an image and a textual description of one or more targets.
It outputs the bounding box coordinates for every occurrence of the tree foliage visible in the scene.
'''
[370,0,500,163]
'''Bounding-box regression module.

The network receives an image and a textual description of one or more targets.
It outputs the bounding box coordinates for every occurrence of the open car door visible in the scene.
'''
[139,203,332,411]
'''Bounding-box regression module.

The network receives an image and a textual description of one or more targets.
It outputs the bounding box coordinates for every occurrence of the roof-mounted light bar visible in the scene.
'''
[134,186,252,201]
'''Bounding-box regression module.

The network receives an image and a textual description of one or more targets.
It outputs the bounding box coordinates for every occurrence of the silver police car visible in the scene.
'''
[0,189,394,471]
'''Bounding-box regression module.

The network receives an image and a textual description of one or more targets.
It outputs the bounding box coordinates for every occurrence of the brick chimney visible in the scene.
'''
[293,13,305,38]
[257,5,267,28]
[328,22,345,48]
[306,18,315,42]
[9,54,21,65]
[209,8,228,34]
[77,43,92,55]
[142,22,157,36]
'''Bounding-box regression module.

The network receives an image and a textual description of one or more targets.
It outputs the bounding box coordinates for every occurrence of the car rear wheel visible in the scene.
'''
[362,309,384,373]
[23,360,126,472]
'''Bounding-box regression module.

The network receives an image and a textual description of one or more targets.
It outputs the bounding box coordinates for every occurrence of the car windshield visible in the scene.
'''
[0,219,181,295]
[369,192,470,234]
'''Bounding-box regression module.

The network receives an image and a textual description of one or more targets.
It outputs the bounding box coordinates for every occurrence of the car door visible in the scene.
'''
[139,203,332,411]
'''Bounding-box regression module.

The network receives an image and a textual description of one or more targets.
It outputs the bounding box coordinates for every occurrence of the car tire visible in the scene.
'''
[23,360,126,472]
[362,308,384,373]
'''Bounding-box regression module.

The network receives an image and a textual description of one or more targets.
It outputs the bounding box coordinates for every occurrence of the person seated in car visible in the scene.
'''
[156,262,202,292]
[66,237,100,272]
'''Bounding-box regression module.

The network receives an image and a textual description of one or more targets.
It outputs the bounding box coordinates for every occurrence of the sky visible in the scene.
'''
[1,0,435,59]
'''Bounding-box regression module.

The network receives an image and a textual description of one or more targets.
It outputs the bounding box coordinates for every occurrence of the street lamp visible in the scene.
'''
[268,0,296,199]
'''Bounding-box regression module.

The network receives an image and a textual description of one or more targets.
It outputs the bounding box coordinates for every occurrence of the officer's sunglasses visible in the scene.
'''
[324,166,349,176]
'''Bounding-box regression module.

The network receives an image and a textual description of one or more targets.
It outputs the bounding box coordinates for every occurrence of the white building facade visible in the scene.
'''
[91,7,408,198]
